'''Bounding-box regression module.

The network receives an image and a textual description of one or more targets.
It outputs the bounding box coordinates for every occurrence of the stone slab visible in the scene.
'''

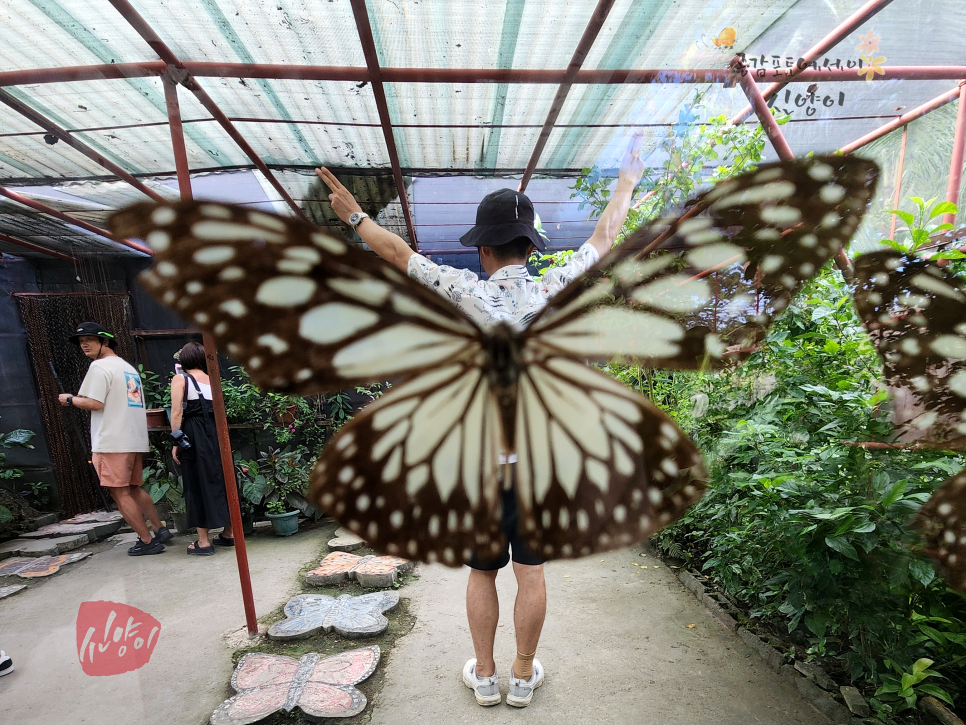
[24,513,58,529]
[21,520,121,540]
[736,628,783,672]
[780,665,851,724]
[305,552,413,588]
[209,647,380,724]
[920,695,965,725]
[252,521,272,531]
[0,584,26,599]
[840,685,870,717]
[63,511,123,524]
[328,527,365,552]
[0,552,90,578]
[268,592,399,641]
[0,539,31,558]
[0,535,89,557]
[794,660,836,691]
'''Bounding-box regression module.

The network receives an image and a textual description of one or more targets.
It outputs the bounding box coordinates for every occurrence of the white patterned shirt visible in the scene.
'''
[406,243,600,330]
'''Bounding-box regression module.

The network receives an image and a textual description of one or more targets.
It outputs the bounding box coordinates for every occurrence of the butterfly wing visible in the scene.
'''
[266,594,336,641]
[514,355,706,558]
[209,653,300,725]
[526,156,879,370]
[309,645,381,686]
[331,592,399,637]
[296,646,380,720]
[852,251,966,447]
[915,469,966,593]
[307,361,506,565]
[108,202,481,395]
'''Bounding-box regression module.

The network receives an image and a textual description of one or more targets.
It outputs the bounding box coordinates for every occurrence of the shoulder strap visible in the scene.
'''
[181,372,204,407]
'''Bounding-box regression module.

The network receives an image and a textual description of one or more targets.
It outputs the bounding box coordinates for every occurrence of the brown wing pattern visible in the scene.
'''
[916,470,966,593]
[526,156,879,371]
[109,201,480,395]
[853,251,966,448]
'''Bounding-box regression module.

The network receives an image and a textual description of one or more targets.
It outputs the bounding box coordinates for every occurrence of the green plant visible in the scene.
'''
[265,500,289,515]
[137,364,171,409]
[21,480,50,509]
[141,460,185,513]
[235,454,270,508]
[880,196,960,254]
[0,420,41,515]
[874,657,953,714]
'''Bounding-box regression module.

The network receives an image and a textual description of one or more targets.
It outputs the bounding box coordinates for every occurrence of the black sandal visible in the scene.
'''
[187,541,215,556]
[213,533,235,547]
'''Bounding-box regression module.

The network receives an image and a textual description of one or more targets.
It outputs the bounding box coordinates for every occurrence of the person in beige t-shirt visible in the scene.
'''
[59,322,173,556]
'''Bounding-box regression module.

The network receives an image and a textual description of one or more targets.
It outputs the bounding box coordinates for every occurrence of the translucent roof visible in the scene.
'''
[0,0,963,258]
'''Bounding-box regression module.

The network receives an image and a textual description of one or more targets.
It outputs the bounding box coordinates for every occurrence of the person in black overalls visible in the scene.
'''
[169,342,233,555]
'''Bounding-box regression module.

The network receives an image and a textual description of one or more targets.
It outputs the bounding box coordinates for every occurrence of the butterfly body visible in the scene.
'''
[111,155,878,568]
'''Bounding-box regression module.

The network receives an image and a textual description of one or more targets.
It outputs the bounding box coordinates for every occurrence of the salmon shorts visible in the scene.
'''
[91,452,144,488]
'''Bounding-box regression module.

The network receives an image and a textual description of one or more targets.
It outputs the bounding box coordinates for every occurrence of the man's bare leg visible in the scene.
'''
[109,487,152,544]
[511,562,546,679]
[466,568,499,677]
[129,485,163,532]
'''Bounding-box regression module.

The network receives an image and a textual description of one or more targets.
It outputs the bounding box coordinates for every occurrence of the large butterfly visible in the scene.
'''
[267,592,399,641]
[210,647,379,724]
[110,155,878,566]
[852,251,966,590]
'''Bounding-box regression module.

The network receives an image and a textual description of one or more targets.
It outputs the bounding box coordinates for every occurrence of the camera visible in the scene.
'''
[171,429,192,451]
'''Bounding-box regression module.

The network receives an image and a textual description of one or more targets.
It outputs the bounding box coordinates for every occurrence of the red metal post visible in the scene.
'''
[838,85,963,154]
[942,82,966,226]
[107,0,307,221]
[0,186,151,255]
[732,0,895,123]
[0,89,163,201]
[0,231,77,261]
[518,0,618,192]
[734,61,795,161]
[163,71,258,635]
[350,0,418,248]
[889,125,908,240]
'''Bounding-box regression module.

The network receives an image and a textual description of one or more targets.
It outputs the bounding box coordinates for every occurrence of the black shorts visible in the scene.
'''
[468,477,545,571]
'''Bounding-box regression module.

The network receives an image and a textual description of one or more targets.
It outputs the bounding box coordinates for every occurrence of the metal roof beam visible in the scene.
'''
[5,63,966,87]
[731,0,896,124]
[0,231,77,261]
[106,0,307,221]
[838,83,964,153]
[0,88,163,201]
[0,185,151,255]
[350,0,417,249]
[518,0,617,191]
[943,83,966,226]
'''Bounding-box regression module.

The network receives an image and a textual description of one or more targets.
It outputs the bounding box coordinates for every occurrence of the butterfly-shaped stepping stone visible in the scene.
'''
[268,592,399,641]
[328,527,365,552]
[306,552,413,588]
[0,552,90,578]
[210,646,379,724]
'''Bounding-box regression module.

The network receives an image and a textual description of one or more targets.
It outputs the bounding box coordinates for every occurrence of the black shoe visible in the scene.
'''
[155,527,174,544]
[213,533,235,547]
[128,538,165,556]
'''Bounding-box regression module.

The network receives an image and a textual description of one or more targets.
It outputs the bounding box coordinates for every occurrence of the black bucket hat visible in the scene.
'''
[69,321,117,349]
[459,188,549,251]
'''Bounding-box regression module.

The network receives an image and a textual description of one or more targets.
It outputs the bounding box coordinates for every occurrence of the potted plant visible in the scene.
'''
[138,365,172,430]
[265,499,299,536]
[142,464,188,533]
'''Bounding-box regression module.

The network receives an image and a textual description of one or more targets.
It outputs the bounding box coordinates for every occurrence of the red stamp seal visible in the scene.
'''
[76,600,160,676]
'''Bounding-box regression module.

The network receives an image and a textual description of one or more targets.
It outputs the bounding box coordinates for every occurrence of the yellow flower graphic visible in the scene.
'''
[856,29,880,54]
[858,53,886,81]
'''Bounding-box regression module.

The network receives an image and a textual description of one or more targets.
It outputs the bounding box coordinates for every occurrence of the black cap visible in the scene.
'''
[69,321,117,349]
[459,188,548,251]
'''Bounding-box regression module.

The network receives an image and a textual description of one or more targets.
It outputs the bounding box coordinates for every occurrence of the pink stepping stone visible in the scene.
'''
[305,552,413,588]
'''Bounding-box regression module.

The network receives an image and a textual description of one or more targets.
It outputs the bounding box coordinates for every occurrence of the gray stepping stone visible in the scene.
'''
[794,660,836,691]
[328,527,365,552]
[305,552,413,588]
[840,686,870,717]
[210,647,380,724]
[0,535,89,557]
[0,584,26,599]
[268,592,399,641]
[63,511,123,524]
[21,520,121,540]
[0,552,90,578]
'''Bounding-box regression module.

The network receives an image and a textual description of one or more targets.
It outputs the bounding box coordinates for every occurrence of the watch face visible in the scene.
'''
[349,212,363,226]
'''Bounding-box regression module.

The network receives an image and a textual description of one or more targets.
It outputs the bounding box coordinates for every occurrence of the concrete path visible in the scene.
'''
[0,527,323,725]
[369,548,827,725]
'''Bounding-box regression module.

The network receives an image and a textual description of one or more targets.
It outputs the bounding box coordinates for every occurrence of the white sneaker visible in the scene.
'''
[462,658,501,706]
[506,659,544,708]
[0,650,13,677]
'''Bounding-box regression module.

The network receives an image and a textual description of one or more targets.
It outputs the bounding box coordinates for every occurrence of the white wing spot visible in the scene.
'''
[760,205,802,226]
[277,260,312,274]
[191,221,285,243]
[256,276,317,307]
[296,368,313,382]
[248,356,262,369]
[311,232,347,254]
[328,277,392,305]
[428,515,440,538]
[356,494,371,512]
[151,207,177,225]
[185,280,203,295]
[248,211,287,232]
[218,266,246,281]
[799,234,818,248]
[819,184,846,203]
[200,204,232,219]
[390,510,404,528]
[949,370,966,398]
[576,510,589,532]
[214,322,228,335]
[339,466,354,484]
[760,255,784,274]
[157,261,178,277]
[193,312,209,324]
[807,162,834,181]
[367,522,378,540]
[257,333,289,354]
[559,508,570,530]
[284,246,322,263]
[146,231,170,251]
[820,211,840,228]
[299,303,379,344]
[931,335,966,359]
[219,299,248,317]
[406,464,430,495]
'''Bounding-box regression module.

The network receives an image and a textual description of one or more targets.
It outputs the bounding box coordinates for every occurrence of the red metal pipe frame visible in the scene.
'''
[731,0,895,124]
[350,0,417,249]
[163,73,259,636]
[0,88,163,201]
[838,84,963,154]
[0,185,151,255]
[106,0,306,221]
[518,0,617,192]
[942,83,966,227]
[0,231,77,261]
[5,62,966,87]
[889,125,908,240]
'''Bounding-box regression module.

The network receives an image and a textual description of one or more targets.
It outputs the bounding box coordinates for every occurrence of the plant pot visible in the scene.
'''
[146,408,168,429]
[265,510,300,537]
[170,511,191,535]
[276,404,299,424]
[241,507,254,536]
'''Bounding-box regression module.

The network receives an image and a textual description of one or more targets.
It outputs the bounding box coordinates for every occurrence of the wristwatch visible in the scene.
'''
[348,211,370,229]
[66,395,73,406]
